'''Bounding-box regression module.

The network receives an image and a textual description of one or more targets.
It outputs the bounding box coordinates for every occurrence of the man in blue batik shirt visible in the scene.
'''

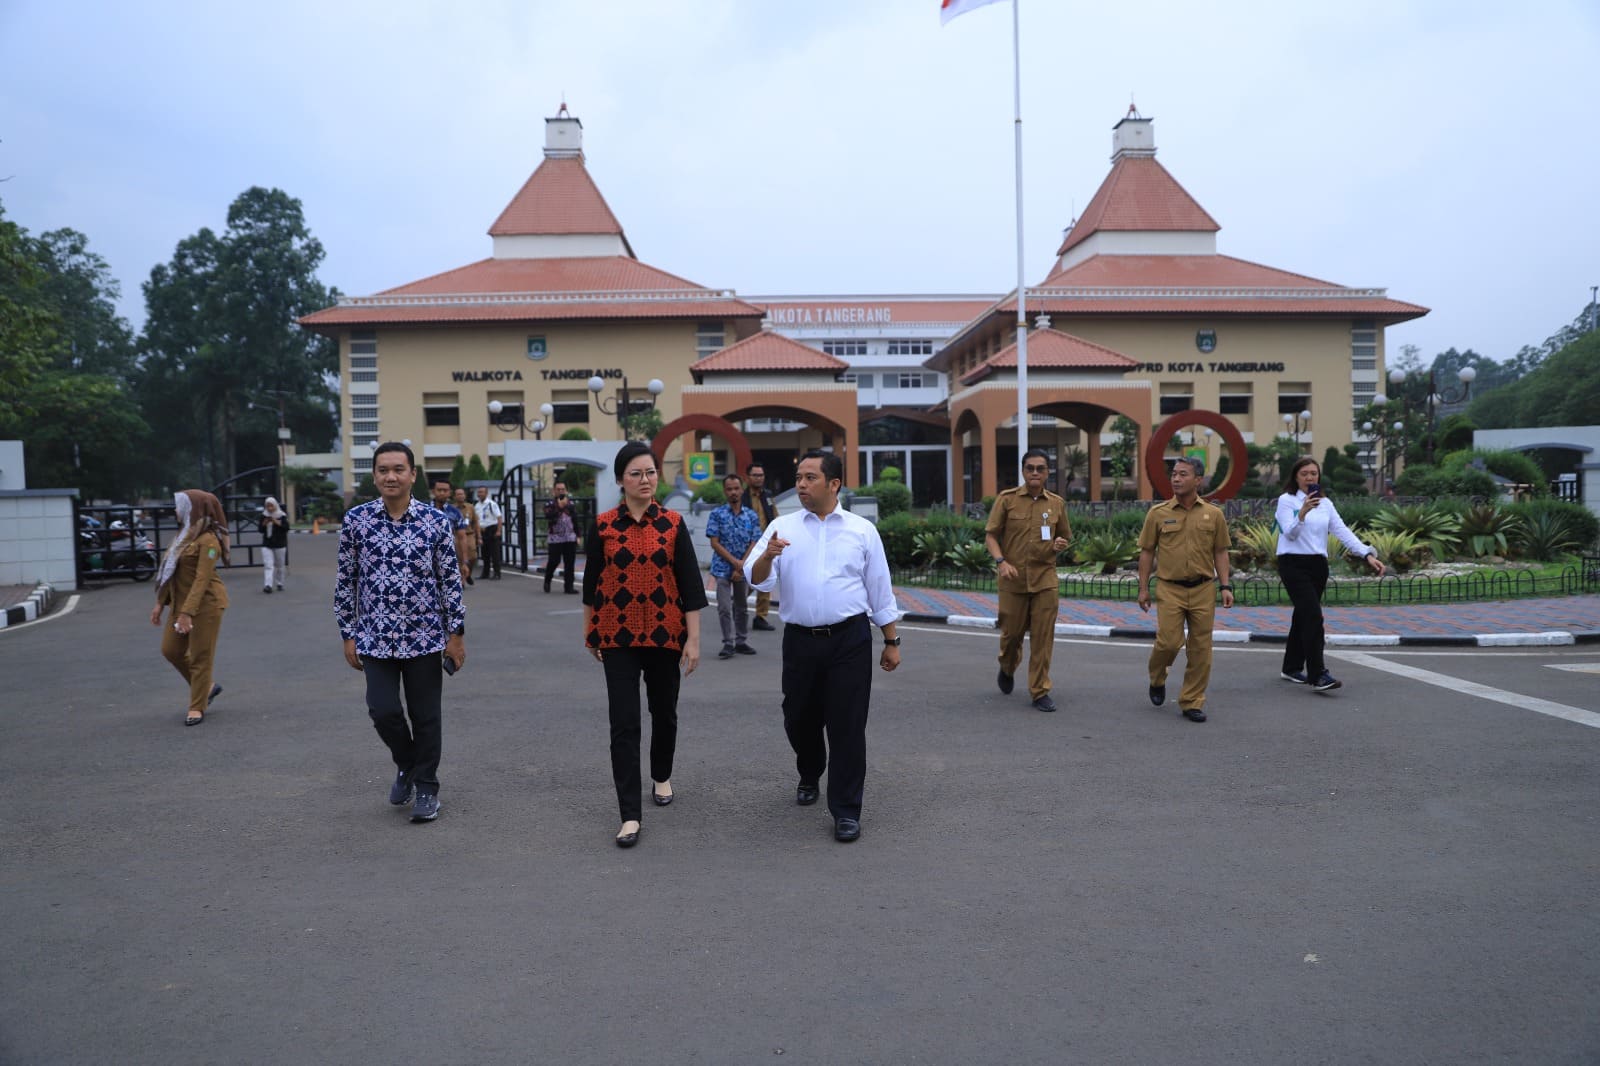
[336,443,466,823]
[705,473,763,660]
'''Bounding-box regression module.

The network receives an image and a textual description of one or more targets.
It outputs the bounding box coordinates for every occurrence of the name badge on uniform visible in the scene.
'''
[1041,511,1052,541]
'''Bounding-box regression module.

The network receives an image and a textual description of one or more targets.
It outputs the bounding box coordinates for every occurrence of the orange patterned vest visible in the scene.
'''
[586,503,689,651]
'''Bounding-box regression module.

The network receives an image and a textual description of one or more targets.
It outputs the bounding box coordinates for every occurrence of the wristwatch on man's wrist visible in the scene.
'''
[1217,584,1232,591]
[883,636,902,647]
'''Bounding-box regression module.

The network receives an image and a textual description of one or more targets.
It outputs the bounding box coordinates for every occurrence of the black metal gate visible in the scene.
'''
[495,462,593,574]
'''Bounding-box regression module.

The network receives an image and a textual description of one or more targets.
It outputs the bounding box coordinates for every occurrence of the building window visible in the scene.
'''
[842,372,875,388]
[551,388,589,425]
[1159,382,1194,416]
[423,392,460,427]
[1278,384,1312,415]
[352,420,380,435]
[696,322,725,359]
[1219,395,1251,415]
[350,356,378,370]
[887,371,934,389]
[886,340,933,357]
[489,403,524,425]
[350,371,378,383]
[353,458,373,473]
[1352,357,1376,370]
[1352,382,1376,407]
[350,332,377,356]
[823,340,867,358]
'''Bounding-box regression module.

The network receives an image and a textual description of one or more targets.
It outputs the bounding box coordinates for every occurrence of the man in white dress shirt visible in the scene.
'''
[746,450,901,843]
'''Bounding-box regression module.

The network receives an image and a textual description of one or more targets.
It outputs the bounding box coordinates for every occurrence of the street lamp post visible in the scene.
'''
[487,400,550,440]
[588,376,664,436]
[1386,365,1475,465]
[1281,408,1311,447]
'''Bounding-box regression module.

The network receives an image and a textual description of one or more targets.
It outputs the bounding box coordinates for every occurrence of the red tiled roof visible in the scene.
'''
[488,158,626,239]
[1056,156,1219,256]
[298,257,765,329]
[690,330,850,377]
[960,328,1139,385]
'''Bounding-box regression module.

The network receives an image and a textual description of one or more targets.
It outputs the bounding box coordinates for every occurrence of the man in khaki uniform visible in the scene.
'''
[985,449,1072,712]
[1136,457,1233,723]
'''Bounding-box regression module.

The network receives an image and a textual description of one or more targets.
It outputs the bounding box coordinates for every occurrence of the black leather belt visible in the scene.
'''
[789,613,867,637]
[1162,575,1212,588]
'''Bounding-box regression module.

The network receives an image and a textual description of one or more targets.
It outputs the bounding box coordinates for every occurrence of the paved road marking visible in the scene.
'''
[1332,650,1600,729]
[1547,662,1600,675]
[0,594,80,634]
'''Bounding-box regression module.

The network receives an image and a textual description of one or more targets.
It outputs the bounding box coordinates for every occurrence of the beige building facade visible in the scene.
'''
[303,105,1426,505]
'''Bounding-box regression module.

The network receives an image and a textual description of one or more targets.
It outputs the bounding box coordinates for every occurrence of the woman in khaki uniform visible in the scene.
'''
[150,490,231,726]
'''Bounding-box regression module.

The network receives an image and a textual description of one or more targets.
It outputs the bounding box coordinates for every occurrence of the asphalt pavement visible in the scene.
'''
[3,533,1598,1065]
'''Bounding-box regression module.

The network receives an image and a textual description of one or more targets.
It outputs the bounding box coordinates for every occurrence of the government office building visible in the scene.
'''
[301,106,1425,507]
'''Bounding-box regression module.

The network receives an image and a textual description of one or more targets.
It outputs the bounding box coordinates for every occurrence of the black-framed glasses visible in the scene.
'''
[1023,464,1049,473]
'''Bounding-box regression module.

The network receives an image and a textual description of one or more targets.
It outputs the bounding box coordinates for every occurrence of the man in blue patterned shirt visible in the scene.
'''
[706,473,762,660]
[337,443,466,822]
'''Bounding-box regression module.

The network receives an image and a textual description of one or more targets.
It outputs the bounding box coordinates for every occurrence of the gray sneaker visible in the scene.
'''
[411,790,441,822]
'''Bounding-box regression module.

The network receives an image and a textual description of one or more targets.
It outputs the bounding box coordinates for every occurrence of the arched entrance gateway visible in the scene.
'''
[679,327,860,491]
[946,324,1153,506]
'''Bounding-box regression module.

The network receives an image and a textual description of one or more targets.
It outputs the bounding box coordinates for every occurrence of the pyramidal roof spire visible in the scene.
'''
[489,104,634,259]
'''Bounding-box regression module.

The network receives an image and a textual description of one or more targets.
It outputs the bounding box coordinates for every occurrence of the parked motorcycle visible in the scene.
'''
[80,518,158,581]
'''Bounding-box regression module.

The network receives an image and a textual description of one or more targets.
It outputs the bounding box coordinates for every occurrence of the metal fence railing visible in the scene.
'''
[890,563,1595,606]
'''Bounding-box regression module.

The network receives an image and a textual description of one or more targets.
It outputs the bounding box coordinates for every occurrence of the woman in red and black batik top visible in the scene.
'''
[583,442,706,848]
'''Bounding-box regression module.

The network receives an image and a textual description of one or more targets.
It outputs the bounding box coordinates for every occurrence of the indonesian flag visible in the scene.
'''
[941,0,1007,24]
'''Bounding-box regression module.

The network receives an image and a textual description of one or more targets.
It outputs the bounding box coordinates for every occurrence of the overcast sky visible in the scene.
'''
[3,0,1597,364]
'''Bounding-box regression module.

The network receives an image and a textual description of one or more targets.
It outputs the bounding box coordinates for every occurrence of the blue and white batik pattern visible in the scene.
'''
[336,498,466,659]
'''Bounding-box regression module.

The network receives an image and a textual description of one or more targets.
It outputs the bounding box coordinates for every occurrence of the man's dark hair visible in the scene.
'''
[722,473,744,487]
[799,449,843,485]
[372,441,415,469]
[745,462,765,476]
[1172,456,1206,478]
[1021,448,1050,467]
[613,441,655,481]
[429,474,453,489]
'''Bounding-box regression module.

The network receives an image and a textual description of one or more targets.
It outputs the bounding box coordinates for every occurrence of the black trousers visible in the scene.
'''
[545,541,577,591]
[1279,553,1330,678]
[363,653,444,793]
[602,646,682,822]
[480,526,501,578]
[781,615,872,821]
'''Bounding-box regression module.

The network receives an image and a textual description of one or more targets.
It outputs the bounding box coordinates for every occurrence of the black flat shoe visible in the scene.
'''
[652,788,674,806]
[1182,707,1207,723]
[208,683,223,706]
[616,826,640,848]
[795,782,819,806]
[997,669,1014,695]
[184,712,203,727]
[1149,683,1166,706]
[834,818,861,843]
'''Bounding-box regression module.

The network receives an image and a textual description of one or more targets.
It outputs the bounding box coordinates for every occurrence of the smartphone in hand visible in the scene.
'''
[1307,482,1322,497]
[442,652,458,676]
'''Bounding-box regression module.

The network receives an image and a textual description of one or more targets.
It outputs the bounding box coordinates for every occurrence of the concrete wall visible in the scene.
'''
[0,441,25,490]
[1473,426,1600,523]
[0,490,78,590]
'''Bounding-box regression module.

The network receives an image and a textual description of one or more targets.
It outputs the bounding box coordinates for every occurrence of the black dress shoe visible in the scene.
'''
[752,617,776,631]
[834,818,861,843]
[795,782,819,806]
[208,683,223,706]
[652,788,674,806]
[615,826,640,848]
[1182,707,1207,723]
[1149,683,1166,706]
[997,669,1014,695]
[1031,694,1057,712]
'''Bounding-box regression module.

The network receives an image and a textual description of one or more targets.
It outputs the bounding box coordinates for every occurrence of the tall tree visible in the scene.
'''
[137,187,339,490]
[0,202,54,423]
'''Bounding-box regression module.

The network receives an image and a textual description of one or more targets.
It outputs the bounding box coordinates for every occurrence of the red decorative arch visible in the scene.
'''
[651,414,754,481]
[1144,410,1250,501]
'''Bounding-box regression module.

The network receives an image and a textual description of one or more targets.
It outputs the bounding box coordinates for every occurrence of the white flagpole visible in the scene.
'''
[1010,0,1028,472]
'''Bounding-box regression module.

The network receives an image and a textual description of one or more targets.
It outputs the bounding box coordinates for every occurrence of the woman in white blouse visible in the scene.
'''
[1275,458,1386,692]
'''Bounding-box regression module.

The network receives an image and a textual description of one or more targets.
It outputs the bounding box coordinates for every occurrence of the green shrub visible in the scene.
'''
[1509,509,1584,561]
[875,466,904,482]
[1336,497,1384,536]
[877,513,920,567]
[1506,499,1598,553]
[1371,503,1462,560]
[943,540,995,572]
[1457,503,1525,558]
[1229,519,1279,573]
[1364,529,1428,573]
[692,480,726,506]
[1072,530,1137,574]
[1395,461,1497,499]
[868,479,912,516]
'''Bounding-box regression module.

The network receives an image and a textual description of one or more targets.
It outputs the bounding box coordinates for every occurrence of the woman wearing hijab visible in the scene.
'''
[583,442,705,848]
[258,496,290,593]
[150,490,231,726]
